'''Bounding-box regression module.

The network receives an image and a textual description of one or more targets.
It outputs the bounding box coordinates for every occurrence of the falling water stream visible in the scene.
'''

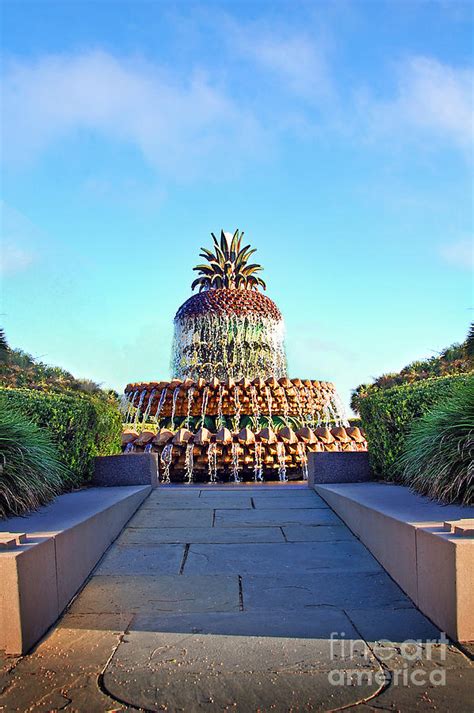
[184,442,194,483]
[201,387,209,428]
[254,442,264,482]
[142,389,157,423]
[207,443,217,483]
[276,442,287,481]
[185,387,195,430]
[133,390,147,426]
[154,388,168,424]
[171,387,181,430]
[160,444,173,483]
[231,442,241,482]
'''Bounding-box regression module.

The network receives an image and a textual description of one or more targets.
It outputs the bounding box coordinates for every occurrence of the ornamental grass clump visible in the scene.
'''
[0,400,70,518]
[400,379,474,505]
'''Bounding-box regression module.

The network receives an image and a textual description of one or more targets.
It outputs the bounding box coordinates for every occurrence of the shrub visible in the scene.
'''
[0,400,70,518]
[358,374,472,481]
[399,381,473,505]
[351,325,474,413]
[0,388,122,487]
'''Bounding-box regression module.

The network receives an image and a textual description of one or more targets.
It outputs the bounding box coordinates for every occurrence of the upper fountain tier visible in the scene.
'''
[172,230,287,382]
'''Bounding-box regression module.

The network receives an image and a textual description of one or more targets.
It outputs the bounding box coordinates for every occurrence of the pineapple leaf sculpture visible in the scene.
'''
[191,230,267,292]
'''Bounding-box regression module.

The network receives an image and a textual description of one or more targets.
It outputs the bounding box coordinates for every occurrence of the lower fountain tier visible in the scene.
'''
[122,424,367,482]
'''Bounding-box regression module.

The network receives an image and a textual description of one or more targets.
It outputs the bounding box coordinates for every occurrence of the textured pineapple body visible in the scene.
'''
[175,288,282,321]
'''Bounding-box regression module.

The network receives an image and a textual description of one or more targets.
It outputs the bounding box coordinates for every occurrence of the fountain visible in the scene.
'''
[122,229,367,482]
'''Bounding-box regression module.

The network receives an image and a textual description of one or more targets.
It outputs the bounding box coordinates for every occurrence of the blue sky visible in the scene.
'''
[1,0,473,412]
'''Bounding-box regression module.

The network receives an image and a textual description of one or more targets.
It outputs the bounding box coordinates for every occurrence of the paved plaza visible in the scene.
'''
[1,485,472,711]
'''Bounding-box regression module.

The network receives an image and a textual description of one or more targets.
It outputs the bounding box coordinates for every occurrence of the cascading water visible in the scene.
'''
[125,390,138,423]
[276,442,287,481]
[297,442,308,480]
[185,386,195,430]
[160,444,173,483]
[153,388,168,424]
[231,442,241,482]
[254,441,263,482]
[201,387,209,428]
[172,311,287,382]
[217,384,225,429]
[171,386,181,429]
[133,390,147,425]
[207,443,218,483]
[265,385,273,426]
[233,385,241,432]
[331,391,350,428]
[184,442,194,483]
[142,389,156,423]
[280,385,290,427]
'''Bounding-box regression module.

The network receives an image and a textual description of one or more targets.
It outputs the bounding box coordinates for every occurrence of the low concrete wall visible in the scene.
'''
[0,486,150,654]
[314,483,474,642]
[93,453,159,487]
[308,452,372,485]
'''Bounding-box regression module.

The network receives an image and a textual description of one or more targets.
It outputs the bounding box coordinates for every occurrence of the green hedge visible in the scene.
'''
[0,388,122,487]
[358,373,473,481]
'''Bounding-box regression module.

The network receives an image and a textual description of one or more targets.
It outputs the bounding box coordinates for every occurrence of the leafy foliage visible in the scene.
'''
[0,345,116,400]
[192,229,266,292]
[399,380,473,505]
[357,374,471,482]
[0,388,122,487]
[0,399,70,518]
[351,325,474,413]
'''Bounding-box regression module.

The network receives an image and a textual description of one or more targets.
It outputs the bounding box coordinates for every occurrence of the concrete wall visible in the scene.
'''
[313,482,474,642]
[0,486,150,654]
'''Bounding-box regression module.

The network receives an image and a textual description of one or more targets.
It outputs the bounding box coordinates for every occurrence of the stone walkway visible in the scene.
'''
[1,484,473,712]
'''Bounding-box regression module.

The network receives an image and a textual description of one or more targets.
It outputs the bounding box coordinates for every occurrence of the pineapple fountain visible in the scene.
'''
[122,230,367,482]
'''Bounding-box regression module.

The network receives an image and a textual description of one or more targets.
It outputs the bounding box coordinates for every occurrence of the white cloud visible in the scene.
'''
[360,56,474,152]
[439,237,474,270]
[1,50,266,176]
[230,25,332,102]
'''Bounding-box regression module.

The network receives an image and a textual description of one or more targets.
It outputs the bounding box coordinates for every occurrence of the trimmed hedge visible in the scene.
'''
[0,388,122,487]
[358,373,472,481]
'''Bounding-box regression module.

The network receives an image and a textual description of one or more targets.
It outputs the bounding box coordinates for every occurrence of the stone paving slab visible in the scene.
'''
[184,541,381,575]
[103,667,381,713]
[127,508,214,528]
[214,507,341,527]
[102,616,382,712]
[69,574,240,614]
[282,524,357,541]
[242,572,414,611]
[127,609,364,642]
[346,606,443,642]
[141,495,253,509]
[251,495,329,509]
[117,526,286,544]
[94,543,185,575]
